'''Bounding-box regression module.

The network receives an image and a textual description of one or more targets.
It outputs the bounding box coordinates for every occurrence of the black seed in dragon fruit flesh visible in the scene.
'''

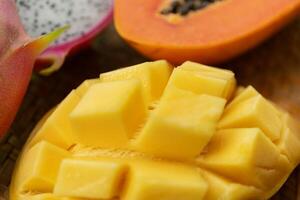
[16,0,112,47]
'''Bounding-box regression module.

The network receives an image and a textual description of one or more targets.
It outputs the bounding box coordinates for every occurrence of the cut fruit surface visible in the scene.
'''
[16,0,113,73]
[115,0,300,64]
[18,141,70,193]
[27,91,81,149]
[99,60,173,103]
[70,80,148,148]
[275,113,300,165]
[218,95,282,141]
[54,159,126,199]
[197,128,291,190]
[166,62,235,100]
[202,171,262,200]
[134,87,226,159]
[10,61,300,200]
[122,161,208,200]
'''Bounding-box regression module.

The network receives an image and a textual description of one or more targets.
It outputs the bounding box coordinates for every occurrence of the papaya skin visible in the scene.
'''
[115,0,300,64]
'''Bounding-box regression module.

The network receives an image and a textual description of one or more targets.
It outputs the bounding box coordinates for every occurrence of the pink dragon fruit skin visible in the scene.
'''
[16,0,114,75]
[0,0,65,139]
[39,9,113,74]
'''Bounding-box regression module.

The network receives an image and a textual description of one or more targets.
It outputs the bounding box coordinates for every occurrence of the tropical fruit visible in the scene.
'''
[115,0,300,64]
[10,60,300,200]
[16,0,113,73]
[0,0,64,140]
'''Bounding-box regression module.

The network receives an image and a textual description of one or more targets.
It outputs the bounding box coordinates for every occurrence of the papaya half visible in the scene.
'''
[114,0,300,64]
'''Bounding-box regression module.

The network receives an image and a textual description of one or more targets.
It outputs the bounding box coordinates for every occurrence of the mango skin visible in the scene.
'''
[10,61,300,200]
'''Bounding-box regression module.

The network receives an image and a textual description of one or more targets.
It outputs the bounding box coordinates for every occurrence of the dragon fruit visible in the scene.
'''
[0,0,64,139]
[16,0,113,74]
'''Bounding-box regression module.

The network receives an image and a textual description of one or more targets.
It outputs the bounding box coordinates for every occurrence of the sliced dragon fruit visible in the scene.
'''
[0,0,64,139]
[16,0,113,74]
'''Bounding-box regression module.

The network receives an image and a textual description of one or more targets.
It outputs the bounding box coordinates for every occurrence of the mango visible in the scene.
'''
[122,161,208,200]
[201,171,262,200]
[99,60,172,103]
[10,61,300,200]
[134,87,226,159]
[18,141,70,193]
[54,159,126,199]
[275,113,300,164]
[70,80,148,148]
[75,79,102,97]
[166,61,236,100]
[218,95,282,141]
[22,194,61,200]
[21,194,86,200]
[197,128,291,190]
[27,91,80,149]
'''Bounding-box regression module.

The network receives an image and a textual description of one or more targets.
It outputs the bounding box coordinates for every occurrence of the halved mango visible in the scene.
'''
[10,61,300,200]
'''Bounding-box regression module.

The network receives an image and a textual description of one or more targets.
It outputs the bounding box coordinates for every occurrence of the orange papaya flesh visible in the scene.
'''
[115,0,300,64]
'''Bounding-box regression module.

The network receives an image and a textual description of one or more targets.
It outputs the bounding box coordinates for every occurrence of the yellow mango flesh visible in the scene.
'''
[122,161,208,200]
[218,95,282,141]
[17,141,70,193]
[201,171,262,200]
[134,87,226,159]
[27,91,80,149]
[10,61,300,200]
[99,60,172,103]
[197,128,291,189]
[166,61,236,100]
[75,79,102,97]
[275,113,300,165]
[22,194,86,200]
[54,159,126,199]
[70,80,148,148]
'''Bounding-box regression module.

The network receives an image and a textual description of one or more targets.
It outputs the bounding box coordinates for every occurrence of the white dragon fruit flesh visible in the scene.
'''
[16,0,113,74]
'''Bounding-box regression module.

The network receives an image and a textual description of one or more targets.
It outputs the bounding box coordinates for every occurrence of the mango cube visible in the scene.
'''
[218,96,282,141]
[197,128,290,189]
[122,161,208,200]
[20,141,70,193]
[28,91,80,149]
[70,80,148,147]
[135,88,226,159]
[202,171,262,200]
[100,60,172,103]
[76,79,102,97]
[166,61,236,99]
[54,159,126,199]
[276,113,300,164]
[225,86,260,111]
